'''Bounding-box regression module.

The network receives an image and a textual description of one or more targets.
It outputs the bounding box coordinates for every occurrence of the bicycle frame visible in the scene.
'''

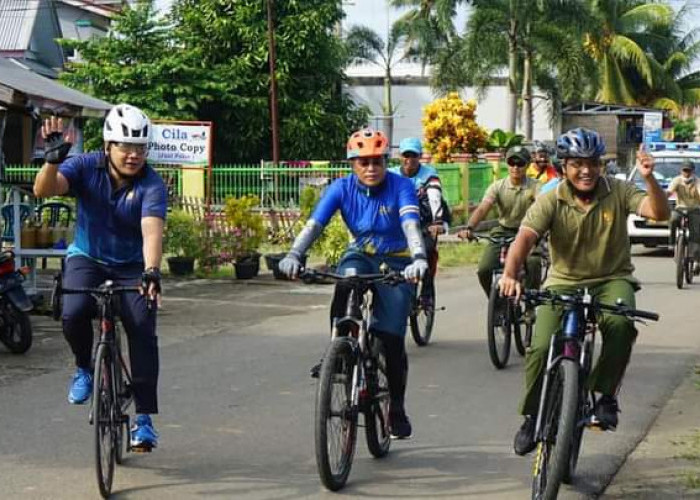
[534,292,597,441]
[331,281,375,412]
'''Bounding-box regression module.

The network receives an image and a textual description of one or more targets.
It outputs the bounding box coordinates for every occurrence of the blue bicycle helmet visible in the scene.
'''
[556,127,606,159]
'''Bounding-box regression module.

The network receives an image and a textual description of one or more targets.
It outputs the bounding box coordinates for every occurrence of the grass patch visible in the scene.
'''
[438,241,485,269]
[681,471,700,489]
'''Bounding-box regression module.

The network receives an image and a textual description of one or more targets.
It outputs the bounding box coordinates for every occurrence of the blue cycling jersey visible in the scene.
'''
[310,172,420,255]
[59,152,168,265]
[388,164,440,191]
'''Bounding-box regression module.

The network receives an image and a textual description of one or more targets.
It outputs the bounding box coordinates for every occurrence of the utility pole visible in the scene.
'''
[267,0,280,165]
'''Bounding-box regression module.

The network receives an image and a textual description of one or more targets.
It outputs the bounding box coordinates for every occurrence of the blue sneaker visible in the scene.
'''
[67,367,92,404]
[131,414,158,451]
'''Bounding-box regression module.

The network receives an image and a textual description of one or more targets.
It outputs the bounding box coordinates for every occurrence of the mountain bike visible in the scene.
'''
[471,234,535,368]
[59,280,147,499]
[522,289,658,500]
[303,267,406,491]
[674,207,694,289]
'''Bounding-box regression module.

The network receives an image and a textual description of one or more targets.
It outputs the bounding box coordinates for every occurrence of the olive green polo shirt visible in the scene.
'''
[483,177,538,229]
[668,175,700,208]
[521,177,647,287]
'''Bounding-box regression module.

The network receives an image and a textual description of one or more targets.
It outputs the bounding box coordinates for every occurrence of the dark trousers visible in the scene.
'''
[62,256,159,414]
[329,251,412,410]
[670,208,700,260]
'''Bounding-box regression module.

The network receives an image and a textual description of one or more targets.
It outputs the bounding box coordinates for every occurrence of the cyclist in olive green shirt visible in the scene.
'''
[668,160,700,266]
[499,129,669,456]
[458,145,541,295]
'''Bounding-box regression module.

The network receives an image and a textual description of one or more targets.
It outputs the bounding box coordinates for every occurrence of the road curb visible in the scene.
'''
[603,359,700,499]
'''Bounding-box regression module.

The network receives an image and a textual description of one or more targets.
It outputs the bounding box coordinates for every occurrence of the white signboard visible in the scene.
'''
[147,123,211,166]
[643,112,663,144]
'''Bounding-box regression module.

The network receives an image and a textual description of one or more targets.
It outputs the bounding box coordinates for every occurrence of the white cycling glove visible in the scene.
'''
[404,258,429,281]
[279,252,302,279]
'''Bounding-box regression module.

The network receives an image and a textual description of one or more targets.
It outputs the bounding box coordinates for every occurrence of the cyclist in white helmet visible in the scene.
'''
[34,104,166,451]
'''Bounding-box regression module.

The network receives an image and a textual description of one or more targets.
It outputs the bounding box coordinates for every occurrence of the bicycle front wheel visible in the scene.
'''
[315,339,358,491]
[365,338,391,458]
[676,233,686,289]
[93,344,116,498]
[532,358,579,500]
[487,283,512,369]
[410,283,435,347]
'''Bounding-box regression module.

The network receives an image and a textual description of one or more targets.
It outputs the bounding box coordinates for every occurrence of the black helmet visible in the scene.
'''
[506,145,531,167]
[556,127,606,159]
[533,140,550,155]
[681,159,695,171]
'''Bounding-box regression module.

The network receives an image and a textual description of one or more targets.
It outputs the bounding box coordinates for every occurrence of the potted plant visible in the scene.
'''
[164,210,200,276]
[223,195,265,279]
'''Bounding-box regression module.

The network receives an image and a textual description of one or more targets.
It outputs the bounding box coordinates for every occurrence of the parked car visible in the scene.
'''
[625,142,700,247]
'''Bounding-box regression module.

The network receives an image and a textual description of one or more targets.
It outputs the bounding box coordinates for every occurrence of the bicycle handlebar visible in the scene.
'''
[300,268,407,285]
[61,285,141,295]
[522,289,659,321]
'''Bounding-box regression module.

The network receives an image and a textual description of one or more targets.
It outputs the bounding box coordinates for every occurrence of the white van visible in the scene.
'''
[626,142,700,246]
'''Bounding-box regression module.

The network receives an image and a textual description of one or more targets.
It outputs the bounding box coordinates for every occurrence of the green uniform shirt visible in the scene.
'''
[521,177,647,287]
[483,177,538,229]
[668,175,700,208]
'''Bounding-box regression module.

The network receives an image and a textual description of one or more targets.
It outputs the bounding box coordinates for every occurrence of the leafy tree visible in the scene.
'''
[673,118,696,142]
[59,0,213,150]
[171,0,367,162]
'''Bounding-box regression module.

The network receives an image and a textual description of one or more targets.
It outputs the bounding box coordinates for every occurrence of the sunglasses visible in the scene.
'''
[113,142,147,154]
[507,160,527,168]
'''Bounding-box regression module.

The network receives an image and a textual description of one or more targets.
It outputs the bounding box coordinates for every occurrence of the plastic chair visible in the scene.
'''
[36,202,73,269]
[1,203,32,243]
[36,202,72,228]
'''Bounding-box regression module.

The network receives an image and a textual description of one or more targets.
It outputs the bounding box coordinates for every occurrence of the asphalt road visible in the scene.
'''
[0,249,698,500]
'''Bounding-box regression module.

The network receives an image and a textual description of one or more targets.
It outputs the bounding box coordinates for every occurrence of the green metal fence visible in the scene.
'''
[5,161,502,209]
[3,164,183,202]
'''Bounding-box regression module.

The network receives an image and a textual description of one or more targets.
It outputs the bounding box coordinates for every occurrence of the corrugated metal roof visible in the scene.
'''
[0,0,40,51]
[0,58,111,116]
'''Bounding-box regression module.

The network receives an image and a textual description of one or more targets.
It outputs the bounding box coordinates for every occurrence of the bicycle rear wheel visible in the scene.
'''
[676,233,686,289]
[365,338,391,458]
[315,339,358,491]
[93,344,116,498]
[532,358,579,500]
[410,283,435,347]
[487,282,512,369]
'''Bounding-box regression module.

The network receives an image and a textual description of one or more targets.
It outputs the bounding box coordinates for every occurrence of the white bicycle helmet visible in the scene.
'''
[103,104,151,144]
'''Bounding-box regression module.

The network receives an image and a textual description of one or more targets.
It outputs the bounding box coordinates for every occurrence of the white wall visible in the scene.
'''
[346,83,555,149]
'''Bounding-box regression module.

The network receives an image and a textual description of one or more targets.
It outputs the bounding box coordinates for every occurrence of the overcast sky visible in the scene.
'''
[153,0,696,48]
[153,0,469,40]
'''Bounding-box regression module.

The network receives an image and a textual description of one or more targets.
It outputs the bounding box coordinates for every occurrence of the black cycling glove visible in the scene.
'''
[44,132,72,165]
[141,267,162,295]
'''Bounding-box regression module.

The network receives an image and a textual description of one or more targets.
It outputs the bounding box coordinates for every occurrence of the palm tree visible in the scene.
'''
[345,23,413,146]
[634,4,700,114]
[583,0,674,104]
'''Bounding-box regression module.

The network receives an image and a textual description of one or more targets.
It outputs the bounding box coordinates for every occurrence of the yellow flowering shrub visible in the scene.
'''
[422,92,489,163]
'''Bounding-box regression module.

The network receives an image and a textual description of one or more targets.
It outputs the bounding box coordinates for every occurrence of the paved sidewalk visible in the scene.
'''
[604,362,700,499]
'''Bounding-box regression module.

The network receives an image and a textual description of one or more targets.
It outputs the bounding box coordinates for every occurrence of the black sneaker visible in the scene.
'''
[513,415,536,456]
[389,409,413,440]
[591,395,619,430]
[310,361,322,379]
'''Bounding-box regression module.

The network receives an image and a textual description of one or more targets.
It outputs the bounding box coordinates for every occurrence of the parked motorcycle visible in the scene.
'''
[0,251,33,354]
